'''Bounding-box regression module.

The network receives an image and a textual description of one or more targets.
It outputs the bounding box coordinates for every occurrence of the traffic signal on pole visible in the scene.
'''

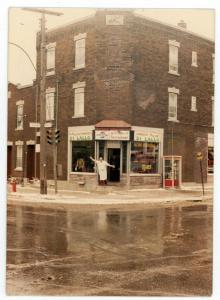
[46,129,53,144]
[55,129,60,144]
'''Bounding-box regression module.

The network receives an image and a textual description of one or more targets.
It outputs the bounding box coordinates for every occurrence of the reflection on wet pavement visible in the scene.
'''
[6,203,212,296]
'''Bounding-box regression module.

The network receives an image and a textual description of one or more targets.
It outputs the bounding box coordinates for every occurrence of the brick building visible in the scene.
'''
[8,9,215,189]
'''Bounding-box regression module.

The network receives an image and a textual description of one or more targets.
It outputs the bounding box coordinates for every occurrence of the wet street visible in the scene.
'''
[6,202,213,296]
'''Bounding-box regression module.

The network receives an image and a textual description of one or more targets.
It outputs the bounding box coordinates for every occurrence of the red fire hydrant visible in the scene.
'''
[11,180,16,192]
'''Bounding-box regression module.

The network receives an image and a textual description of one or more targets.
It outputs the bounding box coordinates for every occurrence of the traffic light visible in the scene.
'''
[46,129,53,144]
[55,129,60,144]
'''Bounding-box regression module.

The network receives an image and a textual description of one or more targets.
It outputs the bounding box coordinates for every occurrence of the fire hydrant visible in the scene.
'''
[11,179,16,192]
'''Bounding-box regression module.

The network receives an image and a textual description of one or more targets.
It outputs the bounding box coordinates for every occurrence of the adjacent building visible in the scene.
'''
[7,9,215,190]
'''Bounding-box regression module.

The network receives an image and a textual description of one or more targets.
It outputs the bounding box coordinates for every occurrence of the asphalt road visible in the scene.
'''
[6,202,213,296]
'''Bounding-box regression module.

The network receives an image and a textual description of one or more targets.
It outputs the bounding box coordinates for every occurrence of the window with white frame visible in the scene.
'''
[192,51,198,67]
[212,54,215,84]
[46,89,55,121]
[46,43,56,75]
[212,96,214,126]
[191,96,197,111]
[168,40,180,75]
[74,88,85,117]
[16,103,24,129]
[74,33,86,69]
[16,145,23,169]
[168,87,179,121]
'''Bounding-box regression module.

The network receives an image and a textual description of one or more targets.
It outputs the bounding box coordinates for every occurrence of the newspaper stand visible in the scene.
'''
[163,156,182,188]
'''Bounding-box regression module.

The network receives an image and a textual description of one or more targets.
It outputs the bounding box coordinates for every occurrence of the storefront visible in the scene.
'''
[68,121,164,190]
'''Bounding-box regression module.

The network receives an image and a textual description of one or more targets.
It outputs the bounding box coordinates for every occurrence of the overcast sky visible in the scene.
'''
[8,8,215,85]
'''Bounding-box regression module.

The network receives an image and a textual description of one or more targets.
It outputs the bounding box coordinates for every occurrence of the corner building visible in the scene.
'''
[9,9,214,190]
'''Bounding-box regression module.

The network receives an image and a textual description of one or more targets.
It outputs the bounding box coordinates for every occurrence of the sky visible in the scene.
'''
[8,8,215,85]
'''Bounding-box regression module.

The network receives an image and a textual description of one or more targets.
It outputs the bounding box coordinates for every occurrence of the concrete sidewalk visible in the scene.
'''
[7,183,213,206]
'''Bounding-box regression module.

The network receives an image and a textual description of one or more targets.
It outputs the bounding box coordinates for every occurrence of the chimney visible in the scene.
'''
[177,20,187,29]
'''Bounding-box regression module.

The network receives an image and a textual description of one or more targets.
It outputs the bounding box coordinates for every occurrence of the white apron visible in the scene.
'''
[96,161,108,181]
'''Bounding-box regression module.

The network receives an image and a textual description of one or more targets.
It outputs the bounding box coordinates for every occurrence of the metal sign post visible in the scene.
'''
[196,152,205,196]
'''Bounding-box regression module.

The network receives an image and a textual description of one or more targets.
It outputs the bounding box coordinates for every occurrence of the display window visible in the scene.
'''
[72,141,95,172]
[131,142,159,174]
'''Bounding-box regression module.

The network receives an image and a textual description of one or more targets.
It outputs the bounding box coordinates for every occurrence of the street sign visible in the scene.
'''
[196,152,203,160]
[44,122,53,128]
[29,122,40,128]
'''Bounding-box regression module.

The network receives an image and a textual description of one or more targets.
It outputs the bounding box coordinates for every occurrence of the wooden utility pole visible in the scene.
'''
[22,8,63,194]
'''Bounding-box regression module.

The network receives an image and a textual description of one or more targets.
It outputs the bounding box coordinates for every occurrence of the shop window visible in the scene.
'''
[16,145,23,169]
[72,141,94,172]
[16,104,23,129]
[208,147,214,174]
[74,33,86,69]
[191,96,197,111]
[46,43,56,75]
[192,51,198,67]
[46,91,55,121]
[168,40,180,75]
[131,142,159,174]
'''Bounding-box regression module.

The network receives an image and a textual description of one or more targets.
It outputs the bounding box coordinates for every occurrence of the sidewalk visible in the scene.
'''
[7,183,213,207]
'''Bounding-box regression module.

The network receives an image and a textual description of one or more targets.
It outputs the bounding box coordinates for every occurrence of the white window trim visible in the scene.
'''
[168,41,180,76]
[73,33,86,70]
[8,91,11,98]
[15,141,24,146]
[168,89,179,122]
[72,81,86,89]
[7,141,13,146]
[191,51,198,67]
[191,96,197,112]
[46,42,56,75]
[46,88,55,121]
[74,33,87,41]
[168,40,180,48]
[72,82,86,118]
[16,102,24,130]
[16,100,24,106]
[26,140,36,145]
[168,87,179,94]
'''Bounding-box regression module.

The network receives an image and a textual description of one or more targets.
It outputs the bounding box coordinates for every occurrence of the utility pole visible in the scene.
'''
[22,8,63,194]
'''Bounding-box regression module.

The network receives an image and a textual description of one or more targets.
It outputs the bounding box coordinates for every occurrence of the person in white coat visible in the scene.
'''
[90,156,115,185]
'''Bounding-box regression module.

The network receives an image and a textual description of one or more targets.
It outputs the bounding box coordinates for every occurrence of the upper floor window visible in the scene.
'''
[168,87,179,121]
[46,43,56,75]
[191,96,197,111]
[74,33,86,69]
[168,40,180,75]
[192,51,198,67]
[212,54,215,84]
[212,96,214,126]
[15,142,23,170]
[72,81,86,118]
[16,100,24,130]
[46,88,55,121]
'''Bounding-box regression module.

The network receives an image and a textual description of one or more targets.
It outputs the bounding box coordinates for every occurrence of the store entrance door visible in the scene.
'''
[108,148,120,182]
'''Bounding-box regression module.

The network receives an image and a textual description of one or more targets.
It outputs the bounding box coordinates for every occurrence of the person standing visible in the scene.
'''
[90,156,115,185]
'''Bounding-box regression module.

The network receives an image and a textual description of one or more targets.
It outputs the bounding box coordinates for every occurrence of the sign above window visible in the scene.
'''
[134,131,160,143]
[106,15,124,25]
[70,131,93,141]
[95,130,129,140]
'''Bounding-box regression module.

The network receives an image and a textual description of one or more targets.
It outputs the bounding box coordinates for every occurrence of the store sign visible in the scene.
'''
[95,130,130,141]
[134,131,160,143]
[70,131,93,141]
